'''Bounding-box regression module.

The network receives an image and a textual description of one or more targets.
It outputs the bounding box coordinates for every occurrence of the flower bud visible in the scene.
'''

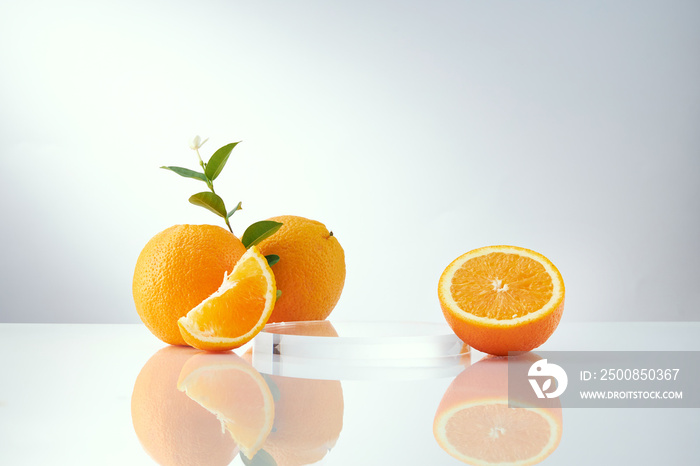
[189,135,209,150]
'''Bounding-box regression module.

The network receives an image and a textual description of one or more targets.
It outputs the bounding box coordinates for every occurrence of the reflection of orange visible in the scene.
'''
[177,352,275,459]
[433,354,563,465]
[260,376,344,466]
[242,321,344,464]
[131,346,238,466]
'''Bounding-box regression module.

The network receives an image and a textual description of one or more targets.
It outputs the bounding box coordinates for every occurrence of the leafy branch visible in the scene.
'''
[161,136,241,233]
[161,136,284,271]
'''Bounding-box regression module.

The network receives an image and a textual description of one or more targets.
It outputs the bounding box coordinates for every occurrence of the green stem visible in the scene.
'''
[195,147,231,233]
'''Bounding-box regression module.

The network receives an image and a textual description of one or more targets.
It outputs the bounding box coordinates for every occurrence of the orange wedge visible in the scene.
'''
[178,246,276,351]
[433,355,563,465]
[177,352,275,459]
[438,245,564,356]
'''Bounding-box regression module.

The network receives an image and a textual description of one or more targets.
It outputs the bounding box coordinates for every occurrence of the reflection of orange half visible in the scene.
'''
[261,375,344,466]
[131,346,238,466]
[177,352,275,459]
[433,354,562,465]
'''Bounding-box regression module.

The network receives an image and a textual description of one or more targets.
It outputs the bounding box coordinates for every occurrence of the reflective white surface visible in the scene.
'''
[0,322,699,465]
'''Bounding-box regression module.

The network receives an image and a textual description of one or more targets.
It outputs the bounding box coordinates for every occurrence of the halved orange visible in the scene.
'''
[433,355,563,465]
[177,352,275,459]
[178,246,276,351]
[438,245,564,356]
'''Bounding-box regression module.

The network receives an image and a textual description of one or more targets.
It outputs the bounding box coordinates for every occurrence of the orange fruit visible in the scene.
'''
[433,355,563,465]
[177,352,275,459]
[131,346,238,466]
[438,245,565,356]
[258,375,344,466]
[133,224,246,345]
[178,246,277,351]
[257,215,345,322]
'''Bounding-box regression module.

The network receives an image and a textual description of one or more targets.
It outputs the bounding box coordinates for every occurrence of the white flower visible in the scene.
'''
[189,135,209,150]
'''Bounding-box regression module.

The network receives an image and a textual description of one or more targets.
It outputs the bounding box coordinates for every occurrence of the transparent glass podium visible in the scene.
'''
[251,320,470,380]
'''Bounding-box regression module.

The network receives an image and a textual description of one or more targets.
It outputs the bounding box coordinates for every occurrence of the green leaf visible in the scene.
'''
[189,192,227,218]
[265,254,279,266]
[160,166,208,183]
[227,201,243,219]
[205,142,239,181]
[241,220,283,249]
[276,289,282,299]
[240,449,276,466]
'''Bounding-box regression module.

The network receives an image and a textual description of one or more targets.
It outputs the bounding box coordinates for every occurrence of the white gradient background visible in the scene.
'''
[1,0,698,324]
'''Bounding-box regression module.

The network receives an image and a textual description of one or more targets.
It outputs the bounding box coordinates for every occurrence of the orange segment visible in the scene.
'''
[438,246,564,355]
[178,246,276,351]
[177,352,275,459]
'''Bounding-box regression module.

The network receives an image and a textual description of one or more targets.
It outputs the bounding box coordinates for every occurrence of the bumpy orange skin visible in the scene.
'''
[257,215,345,323]
[440,298,565,356]
[132,224,246,345]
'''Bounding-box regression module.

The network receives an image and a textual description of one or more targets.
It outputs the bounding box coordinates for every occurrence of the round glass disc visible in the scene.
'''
[251,321,469,380]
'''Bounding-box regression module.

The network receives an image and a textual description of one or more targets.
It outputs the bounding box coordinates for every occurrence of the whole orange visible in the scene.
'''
[257,215,345,323]
[133,224,246,345]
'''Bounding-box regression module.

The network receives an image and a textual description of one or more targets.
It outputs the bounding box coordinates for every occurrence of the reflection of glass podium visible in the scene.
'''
[252,321,470,381]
